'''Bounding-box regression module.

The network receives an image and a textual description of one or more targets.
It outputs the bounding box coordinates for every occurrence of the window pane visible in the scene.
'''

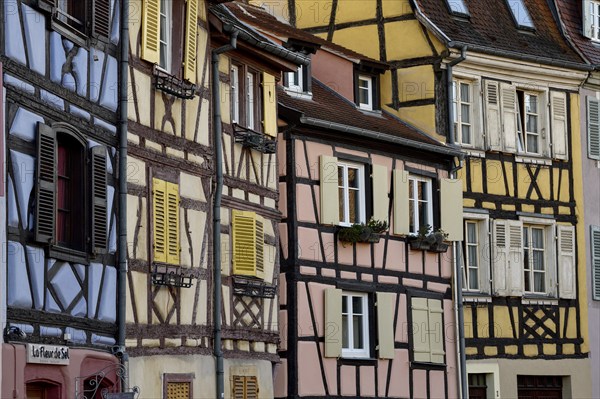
[342,296,348,313]
[448,0,469,14]
[349,188,359,223]
[409,199,415,233]
[339,188,345,222]
[526,94,537,113]
[353,315,363,349]
[526,114,538,133]
[468,246,478,267]
[507,0,534,28]
[469,268,479,290]
[409,180,415,200]
[461,104,470,123]
[348,168,358,188]
[532,228,544,248]
[534,272,545,292]
[467,223,477,243]
[533,250,544,271]
[418,201,427,227]
[359,89,369,105]
[460,83,470,102]
[352,296,363,314]
[342,314,349,348]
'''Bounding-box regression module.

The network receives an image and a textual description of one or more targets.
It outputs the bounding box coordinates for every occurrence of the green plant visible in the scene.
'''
[338,218,388,245]
[366,218,389,234]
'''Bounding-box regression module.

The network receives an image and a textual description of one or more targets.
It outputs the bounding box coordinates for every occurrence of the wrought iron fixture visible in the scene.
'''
[152,263,196,288]
[233,276,276,298]
[233,124,277,154]
[154,67,196,99]
[75,363,140,399]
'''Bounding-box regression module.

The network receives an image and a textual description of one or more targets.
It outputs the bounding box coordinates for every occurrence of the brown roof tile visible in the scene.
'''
[555,0,600,65]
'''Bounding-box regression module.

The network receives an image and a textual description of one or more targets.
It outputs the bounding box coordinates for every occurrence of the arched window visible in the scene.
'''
[26,380,61,399]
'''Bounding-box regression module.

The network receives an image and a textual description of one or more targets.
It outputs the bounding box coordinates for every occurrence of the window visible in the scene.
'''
[231,65,240,124]
[587,96,600,160]
[410,297,445,364]
[358,75,373,110]
[584,1,600,40]
[464,221,480,291]
[152,178,180,265]
[232,375,258,399]
[159,0,172,71]
[56,0,86,32]
[453,80,473,146]
[523,225,546,294]
[246,71,257,130]
[408,176,433,234]
[459,216,491,294]
[337,161,366,226]
[468,374,488,399]
[163,373,193,399]
[230,64,262,132]
[231,210,264,279]
[284,65,309,93]
[39,0,110,44]
[341,292,370,358]
[26,381,61,399]
[590,226,600,300]
[446,0,469,15]
[506,0,534,29]
[517,91,540,154]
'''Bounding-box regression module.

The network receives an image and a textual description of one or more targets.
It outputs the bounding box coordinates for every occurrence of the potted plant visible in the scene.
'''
[429,228,450,253]
[338,218,389,245]
[408,225,450,252]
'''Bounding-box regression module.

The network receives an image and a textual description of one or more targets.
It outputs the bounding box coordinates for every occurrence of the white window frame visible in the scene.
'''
[460,213,491,295]
[519,216,557,297]
[517,91,542,155]
[341,292,370,359]
[285,65,304,93]
[358,75,373,111]
[408,176,433,235]
[337,161,366,227]
[453,79,474,146]
[231,65,240,124]
[523,225,547,294]
[590,1,600,41]
[464,221,481,291]
[506,0,534,28]
[246,71,255,130]
[158,0,172,72]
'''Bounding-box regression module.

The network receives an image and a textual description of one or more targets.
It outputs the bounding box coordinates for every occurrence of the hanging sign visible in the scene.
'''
[26,343,70,365]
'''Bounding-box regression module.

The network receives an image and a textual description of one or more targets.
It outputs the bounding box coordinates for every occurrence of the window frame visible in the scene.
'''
[506,0,535,30]
[516,90,542,155]
[231,64,240,124]
[159,0,172,72]
[337,161,366,227]
[230,62,262,132]
[358,75,374,111]
[464,221,480,291]
[453,79,474,147]
[518,216,557,297]
[460,214,491,295]
[341,291,370,359]
[589,1,600,41]
[163,373,194,399]
[408,175,433,235]
[523,224,547,294]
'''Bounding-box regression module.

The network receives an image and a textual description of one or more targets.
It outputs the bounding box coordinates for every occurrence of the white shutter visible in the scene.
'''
[492,220,510,296]
[591,226,600,301]
[440,178,463,241]
[428,299,445,364]
[479,219,492,294]
[393,170,410,235]
[587,97,600,160]
[508,220,524,296]
[472,80,485,149]
[485,80,502,151]
[324,288,342,357]
[411,297,431,362]
[376,292,395,359]
[372,164,389,224]
[501,83,518,153]
[551,91,568,160]
[557,225,576,299]
[584,0,593,38]
[320,155,339,225]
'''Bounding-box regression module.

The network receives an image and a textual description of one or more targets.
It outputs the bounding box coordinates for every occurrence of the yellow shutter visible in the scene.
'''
[183,0,198,81]
[411,297,430,362]
[255,216,265,279]
[166,382,191,399]
[427,299,445,364]
[153,178,167,263]
[319,155,339,225]
[166,182,180,265]
[245,376,258,399]
[232,210,258,277]
[262,72,278,137]
[141,0,161,64]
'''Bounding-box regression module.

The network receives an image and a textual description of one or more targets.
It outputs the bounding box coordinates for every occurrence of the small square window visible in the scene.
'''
[285,65,307,93]
[341,292,370,358]
[408,176,433,235]
[337,162,366,226]
[446,0,469,15]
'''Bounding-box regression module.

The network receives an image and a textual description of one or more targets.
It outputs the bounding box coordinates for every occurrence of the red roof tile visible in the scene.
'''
[555,0,600,65]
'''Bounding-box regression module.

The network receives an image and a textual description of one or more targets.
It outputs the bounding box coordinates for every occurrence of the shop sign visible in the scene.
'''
[26,343,70,365]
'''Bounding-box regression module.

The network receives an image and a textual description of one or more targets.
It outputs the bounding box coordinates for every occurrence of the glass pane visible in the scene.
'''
[417,181,424,200]
[460,83,470,102]
[526,114,538,133]
[532,228,544,248]
[524,266,531,291]
[526,94,537,113]
[523,227,529,247]
[469,268,479,290]
[349,188,359,223]
[353,315,363,349]
[339,188,345,222]
[348,168,358,188]
[338,166,344,186]
[409,180,415,200]
[461,104,470,123]
[533,250,544,271]
[359,88,369,105]
[418,201,427,228]
[409,199,415,233]
[342,314,349,348]
[534,272,545,292]
[359,79,369,90]
[342,296,348,313]
[468,246,478,267]
[352,296,363,314]
[507,0,534,27]
[462,125,471,144]
[448,0,469,14]
[467,223,477,243]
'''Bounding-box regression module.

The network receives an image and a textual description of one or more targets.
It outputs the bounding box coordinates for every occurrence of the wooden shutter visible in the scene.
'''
[166,182,180,265]
[153,178,167,263]
[372,164,388,224]
[557,225,576,299]
[232,376,258,399]
[591,226,600,300]
[411,297,430,362]
[508,220,524,296]
[501,83,518,152]
[440,178,463,241]
[492,220,510,296]
[472,79,484,149]
[587,97,600,160]
[428,299,445,364]
[255,216,264,279]
[166,382,191,399]
[92,0,111,39]
[484,80,502,151]
[232,375,245,399]
[584,0,593,38]
[35,123,57,244]
[245,376,258,399]
[232,210,261,277]
[324,288,342,358]
[183,0,198,81]
[141,0,161,63]
[320,155,339,225]
[90,146,108,254]
[262,72,278,137]
[393,169,409,235]
[551,91,568,160]
[479,219,492,294]
[377,292,395,359]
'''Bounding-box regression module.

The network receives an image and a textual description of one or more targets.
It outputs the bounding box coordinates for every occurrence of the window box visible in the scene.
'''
[338,219,388,245]
[232,277,276,299]
[154,67,196,99]
[408,225,449,253]
[233,124,277,154]
[152,263,195,288]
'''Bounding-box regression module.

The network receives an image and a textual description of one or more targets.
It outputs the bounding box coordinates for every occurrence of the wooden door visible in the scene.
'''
[517,376,562,399]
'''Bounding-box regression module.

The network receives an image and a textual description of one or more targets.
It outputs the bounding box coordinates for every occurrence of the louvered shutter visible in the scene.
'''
[262,73,278,137]
[411,297,430,362]
[479,219,492,294]
[508,220,524,296]
[92,0,111,40]
[591,226,600,300]
[557,225,576,299]
[376,292,395,359]
[372,164,388,224]
[232,210,259,277]
[37,0,55,12]
[324,288,342,358]
[152,178,167,263]
[183,0,198,81]
[587,97,600,160]
[141,0,161,64]
[320,155,339,225]
[90,146,108,254]
[472,80,485,149]
[393,169,409,235]
[492,220,510,296]
[35,123,57,244]
[232,375,245,399]
[255,216,265,279]
[551,91,568,160]
[501,83,518,152]
[584,0,593,38]
[440,178,463,241]
[484,80,502,151]
[428,299,445,364]
[166,182,180,265]
[245,376,258,399]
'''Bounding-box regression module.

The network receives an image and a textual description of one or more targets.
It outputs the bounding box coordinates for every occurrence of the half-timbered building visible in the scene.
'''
[1,0,123,397]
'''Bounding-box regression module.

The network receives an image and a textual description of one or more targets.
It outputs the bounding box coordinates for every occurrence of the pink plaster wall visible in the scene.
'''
[297,342,326,396]
[413,369,428,399]
[311,50,355,102]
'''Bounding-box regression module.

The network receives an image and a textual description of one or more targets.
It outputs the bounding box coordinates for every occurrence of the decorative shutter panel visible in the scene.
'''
[376,292,395,359]
[319,155,339,225]
[232,210,258,277]
[492,220,510,296]
[262,72,278,137]
[372,164,388,224]
[255,216,265,279]
[591,226,600,300]
[557,225,576,299]
[508,220,524,296]
[183,0,198,81]
[152,178,167,263]
[411,297,431,362]
[587,97,600,160]
[484,80,502,151]
[90,146,108,254]
[92,0,111,40]
[141,0,161,64]
[35,123,57,244]
[166,182,180,265]
[440,178,463,241]
[584,0,593,38]
[428,299,445,364]
[324,288,342,358]
[501,83,518,152]
[393,169,409,235]
[550,91,568,160]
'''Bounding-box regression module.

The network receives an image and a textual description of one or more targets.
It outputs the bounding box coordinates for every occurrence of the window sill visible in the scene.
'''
[283,87,312,100]
[462,294,492,303]
[463,148,486,158]
[232,276,275,298]
[410,361,446,369]
[152,263,196,288]
[515,155,552,166]
[521,296,558,306]
[48,246,89,265]
[339,356,377,365]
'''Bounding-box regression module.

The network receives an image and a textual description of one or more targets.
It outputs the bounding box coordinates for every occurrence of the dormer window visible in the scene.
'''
[446,0,469,16]
[284,64,311,96]
[358,75,373,111]
[506,0,534,29]
[584,1,600,41]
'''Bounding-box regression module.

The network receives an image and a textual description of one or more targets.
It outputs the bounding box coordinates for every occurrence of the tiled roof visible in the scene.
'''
[278,79,445,147]
[555,0,600,65]
[415,0,583,65]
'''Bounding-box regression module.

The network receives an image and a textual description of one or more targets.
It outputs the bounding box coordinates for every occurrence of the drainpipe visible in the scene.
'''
[117,0,130,390]
[446,45,468,399]
[212,31,238,399]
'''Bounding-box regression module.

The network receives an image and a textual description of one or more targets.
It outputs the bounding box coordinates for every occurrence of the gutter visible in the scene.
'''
[299,116,464,158]
[212,30,239,399]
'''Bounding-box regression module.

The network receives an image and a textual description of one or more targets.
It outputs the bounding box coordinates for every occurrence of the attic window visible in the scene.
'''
[446,0,469,16]
[506,0,534,29]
